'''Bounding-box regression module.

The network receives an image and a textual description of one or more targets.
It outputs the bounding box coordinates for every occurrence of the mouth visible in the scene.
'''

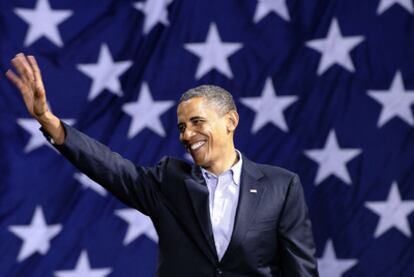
[187,140,206,153]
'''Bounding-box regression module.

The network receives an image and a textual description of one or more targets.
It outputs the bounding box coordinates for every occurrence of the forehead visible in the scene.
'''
[177,97,218,121]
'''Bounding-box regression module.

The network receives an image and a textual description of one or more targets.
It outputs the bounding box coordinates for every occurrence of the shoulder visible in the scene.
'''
[243,157,307,208]
[244,154,297,177]
[242,155,299,188]
[155,156,194,176]
[158,156,191,168]
[256,162,297,179]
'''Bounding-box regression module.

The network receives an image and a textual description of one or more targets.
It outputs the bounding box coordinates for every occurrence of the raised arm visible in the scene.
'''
[5,53,163,215]
[6,53,65,144]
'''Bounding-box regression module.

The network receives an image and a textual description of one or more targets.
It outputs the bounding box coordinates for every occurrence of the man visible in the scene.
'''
[6,53,318,276]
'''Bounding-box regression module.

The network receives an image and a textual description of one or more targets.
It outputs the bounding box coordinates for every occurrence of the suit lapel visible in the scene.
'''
[184,166,218,262]
[221,156,265,263]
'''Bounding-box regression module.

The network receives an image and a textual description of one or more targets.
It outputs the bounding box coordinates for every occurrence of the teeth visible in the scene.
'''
[190,141,205,150]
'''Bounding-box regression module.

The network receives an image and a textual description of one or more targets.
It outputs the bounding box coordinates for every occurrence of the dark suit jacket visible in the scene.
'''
[50,123,318,277]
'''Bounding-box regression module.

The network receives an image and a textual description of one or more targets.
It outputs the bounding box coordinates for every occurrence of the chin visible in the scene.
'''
[193,159,205,166]
[192,156,209,168]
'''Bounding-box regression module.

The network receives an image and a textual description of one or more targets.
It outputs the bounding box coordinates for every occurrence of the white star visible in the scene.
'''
[184,23,243,79]
[318,240,358,277]
[77,44,133,101]
[306,18,364,75]
[115,208,158,244]
[365,182,414,238]
[253,0,290,22]
[73,173,107,197]
[240,78,298,133]
[134,0,173,34]
[54,250,112,277]
[367,71,414,127]
[377,0,414,14]
[8,206,62,262]
[17,118,75,153]
[304,130,362,185]
[122,82,174,138]
[14,0,73,47]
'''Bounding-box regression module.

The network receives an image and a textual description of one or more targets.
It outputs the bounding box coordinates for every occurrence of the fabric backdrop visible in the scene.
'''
[0,0,413,276]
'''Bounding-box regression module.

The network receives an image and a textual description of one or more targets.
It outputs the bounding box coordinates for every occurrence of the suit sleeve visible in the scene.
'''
[45,122,165,216]
[277,174,319,276]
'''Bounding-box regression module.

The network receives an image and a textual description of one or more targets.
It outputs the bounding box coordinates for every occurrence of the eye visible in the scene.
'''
[177,124,185,133]
[191,118,205,125]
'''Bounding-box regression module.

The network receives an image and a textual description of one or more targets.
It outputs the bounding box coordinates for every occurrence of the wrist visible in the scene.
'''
[36,111,65,145]
[36,110,61,132]
[36,110,54,124]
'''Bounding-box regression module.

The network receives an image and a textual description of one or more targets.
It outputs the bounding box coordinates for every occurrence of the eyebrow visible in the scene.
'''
[177,116,206,128]
[189,116,205,121]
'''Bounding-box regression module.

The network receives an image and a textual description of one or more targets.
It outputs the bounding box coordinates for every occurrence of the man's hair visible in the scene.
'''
[179,85,237,115]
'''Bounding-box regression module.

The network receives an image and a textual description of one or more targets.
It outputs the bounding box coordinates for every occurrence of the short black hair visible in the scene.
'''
[179,85,237,115]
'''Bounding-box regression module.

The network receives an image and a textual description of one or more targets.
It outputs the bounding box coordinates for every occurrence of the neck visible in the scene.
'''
[205,147,239,176]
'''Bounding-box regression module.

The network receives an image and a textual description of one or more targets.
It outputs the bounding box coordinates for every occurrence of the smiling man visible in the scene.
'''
[6,53,318,276]
[177,87,239,175]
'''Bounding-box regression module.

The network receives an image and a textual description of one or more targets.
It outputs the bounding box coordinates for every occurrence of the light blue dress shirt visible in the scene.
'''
[201,151,242,260]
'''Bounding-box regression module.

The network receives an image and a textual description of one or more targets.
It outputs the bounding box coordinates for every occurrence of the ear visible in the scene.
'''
[226,110,239,133]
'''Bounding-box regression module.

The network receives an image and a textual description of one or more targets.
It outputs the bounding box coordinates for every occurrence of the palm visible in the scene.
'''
[6,54,49,119]
[22,81,48,118]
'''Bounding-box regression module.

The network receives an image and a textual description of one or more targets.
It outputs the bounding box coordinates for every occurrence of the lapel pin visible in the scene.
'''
[250,189,257,193]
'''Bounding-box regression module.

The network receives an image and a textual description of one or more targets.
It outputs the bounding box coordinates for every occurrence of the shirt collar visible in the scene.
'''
[231,150,242,185]
[200,150,243,186]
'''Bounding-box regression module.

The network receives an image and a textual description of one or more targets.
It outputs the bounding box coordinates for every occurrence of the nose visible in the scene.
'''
[180,126,194,143]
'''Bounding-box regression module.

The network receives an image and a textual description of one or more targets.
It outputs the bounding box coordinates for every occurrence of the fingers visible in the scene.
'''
[11,53,35,82]
[6,69,34,111]
[6,53,46,101]
[27,55,45,95]
[5,69,25,91]
[27,55,42,83]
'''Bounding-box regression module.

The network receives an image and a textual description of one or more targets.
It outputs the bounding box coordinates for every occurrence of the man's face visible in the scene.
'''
[177,97,234,169]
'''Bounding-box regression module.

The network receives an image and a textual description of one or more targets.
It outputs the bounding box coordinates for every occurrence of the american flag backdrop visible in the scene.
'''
[1,0,414,276]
